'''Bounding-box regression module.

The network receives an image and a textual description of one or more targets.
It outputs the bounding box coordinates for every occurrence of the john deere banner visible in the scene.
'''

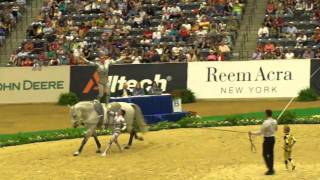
[188,60,310,99]
[70,63,187,100]
[0,66,70,104]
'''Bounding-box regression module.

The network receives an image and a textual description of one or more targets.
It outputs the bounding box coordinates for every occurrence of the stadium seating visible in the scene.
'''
[7,0,247,66]
[255,0,320,59]
[0,0,25,46]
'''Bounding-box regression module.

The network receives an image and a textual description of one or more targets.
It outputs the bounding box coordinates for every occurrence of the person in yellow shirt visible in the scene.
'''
[283,125,296,170]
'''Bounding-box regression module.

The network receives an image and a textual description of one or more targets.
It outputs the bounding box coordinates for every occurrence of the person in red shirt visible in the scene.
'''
[143,28,153,39]
[207,50,217,61]
[266,1,275,14]
[179,27,190,41]
[264,42,275,53]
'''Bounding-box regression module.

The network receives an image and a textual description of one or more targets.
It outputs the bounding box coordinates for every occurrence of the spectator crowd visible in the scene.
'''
[7,0,246,66]
[0,0,26,47]
[254,0,320,60]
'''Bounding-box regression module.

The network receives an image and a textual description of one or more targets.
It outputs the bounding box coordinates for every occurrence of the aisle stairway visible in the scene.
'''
[0,0,43,66]
[232,0,268,60]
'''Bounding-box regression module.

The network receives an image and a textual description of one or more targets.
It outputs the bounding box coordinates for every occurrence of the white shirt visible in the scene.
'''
[169,6,181,14]
[252,117,278,137]
[152,31,162,40]
[258,27,269,37]
[285,52,295,59]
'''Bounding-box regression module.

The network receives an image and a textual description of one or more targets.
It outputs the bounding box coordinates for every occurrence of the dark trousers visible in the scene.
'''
[263,137,275,171]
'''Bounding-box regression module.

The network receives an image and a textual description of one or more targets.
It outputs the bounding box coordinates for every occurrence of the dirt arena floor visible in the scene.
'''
[0,100,319,179]
[0,125,320,179]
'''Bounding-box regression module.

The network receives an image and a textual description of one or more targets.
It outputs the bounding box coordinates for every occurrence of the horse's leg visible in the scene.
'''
[92,131,102,153]
[124,130,135,149]
[74,128,94,156]
[134,131,144,141]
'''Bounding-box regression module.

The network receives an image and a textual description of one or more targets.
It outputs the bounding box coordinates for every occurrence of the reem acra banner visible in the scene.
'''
[187,60,311,99]
[0,66,70,104]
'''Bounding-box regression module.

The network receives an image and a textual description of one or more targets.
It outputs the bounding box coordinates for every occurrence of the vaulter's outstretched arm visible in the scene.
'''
[81,57,97,66]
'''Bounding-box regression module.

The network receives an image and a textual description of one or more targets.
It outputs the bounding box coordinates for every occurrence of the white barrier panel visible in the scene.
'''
[0,66,70,104]
[188,60,310,99]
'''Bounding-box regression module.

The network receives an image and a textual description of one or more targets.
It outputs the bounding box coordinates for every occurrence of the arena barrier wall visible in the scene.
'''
[311,59,320,95]
[0,66,70,104]
[187,60,311,99]
[70,63,188,100]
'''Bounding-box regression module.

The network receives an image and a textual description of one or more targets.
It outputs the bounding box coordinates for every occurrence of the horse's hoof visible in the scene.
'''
[73,152,80,156]
[138,137,144,141]
[96,149,102,153]
[124,146,130,149]
[101,153,107,157]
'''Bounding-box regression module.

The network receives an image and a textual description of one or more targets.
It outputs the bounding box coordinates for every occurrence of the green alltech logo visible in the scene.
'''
[0,80,64,91]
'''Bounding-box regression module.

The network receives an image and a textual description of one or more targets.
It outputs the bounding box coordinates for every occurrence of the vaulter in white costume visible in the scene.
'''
[102,109,127,156]
[82,56,121,103]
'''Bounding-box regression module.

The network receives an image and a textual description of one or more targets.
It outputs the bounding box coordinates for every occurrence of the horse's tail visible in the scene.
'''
[131,104,148,133]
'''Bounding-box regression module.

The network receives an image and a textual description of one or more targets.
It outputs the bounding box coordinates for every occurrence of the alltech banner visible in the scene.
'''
[70,63,187,100]
[188,60,310,99]
[0,66,70,104]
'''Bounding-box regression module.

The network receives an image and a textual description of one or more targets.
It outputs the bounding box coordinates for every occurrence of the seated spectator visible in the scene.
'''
[258,24,269,38]
[252,49,263,60]
[218,42,231,58]
[179,27,190,41]
[49,58,60,66]
[302,49,314,59]
[232,3,243,18]
[116,83,132,97]
[172,44,183,61]
[315,49,320,58]
[131,52,142,64]
[274,48,284,59]
[284,24,298,38]
[266,1,275,14]
[272,15,284,29]
[264,42,275,52]
[168,27,179,42]
[152,30,162,43]
[169,3,182,19]
[186,50,199,62]
[162,3,170,20]
[132,82,145,96]
[149,49,161,63]
[263,52,275,59]
[285,50,295,59]
[207,50,217,61]
[147,81,162,95]
[296,32,307,47]
[143,28,153,39]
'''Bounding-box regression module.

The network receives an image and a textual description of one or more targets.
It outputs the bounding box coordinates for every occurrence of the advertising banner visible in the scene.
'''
[70,63,187,100]
[310,59,320,95]
[0,66,70,104]
[187,60,310,99]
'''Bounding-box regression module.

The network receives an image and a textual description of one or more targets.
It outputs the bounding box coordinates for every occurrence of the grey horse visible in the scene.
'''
[69,101,148,156]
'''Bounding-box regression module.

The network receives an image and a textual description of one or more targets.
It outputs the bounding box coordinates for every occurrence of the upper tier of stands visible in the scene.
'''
[254,0,320,60]
[8,0,246,66]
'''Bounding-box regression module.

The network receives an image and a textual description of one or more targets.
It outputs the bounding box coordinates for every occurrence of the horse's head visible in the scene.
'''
[68,105,82,128]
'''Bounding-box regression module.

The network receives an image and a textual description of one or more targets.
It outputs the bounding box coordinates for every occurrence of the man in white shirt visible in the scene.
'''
[169,4,181,18]
[285,50,295,59]
[258,24,269,38]
[249,109,278,175]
